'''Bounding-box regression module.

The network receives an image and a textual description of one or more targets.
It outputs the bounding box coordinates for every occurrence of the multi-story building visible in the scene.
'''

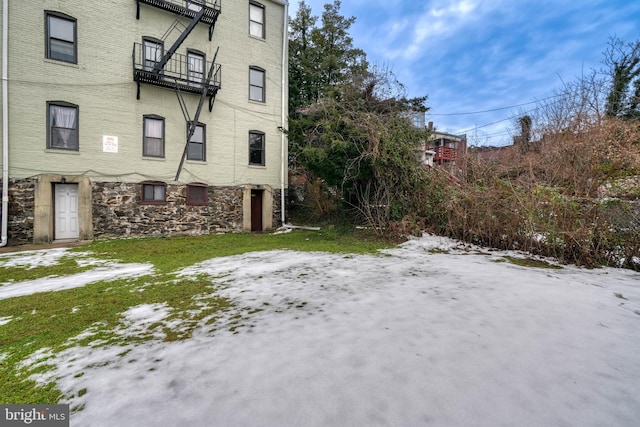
[426,121,467,172]
[0,0,288,245]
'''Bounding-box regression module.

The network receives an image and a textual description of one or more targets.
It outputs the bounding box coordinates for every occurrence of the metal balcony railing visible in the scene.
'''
[136,0,221,25]
[133,43,221,97]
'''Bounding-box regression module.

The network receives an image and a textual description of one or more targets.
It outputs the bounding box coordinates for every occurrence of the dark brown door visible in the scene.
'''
[251,189,263,231]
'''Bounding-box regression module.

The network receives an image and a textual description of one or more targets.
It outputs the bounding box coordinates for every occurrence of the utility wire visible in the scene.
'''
[428,93,565,116]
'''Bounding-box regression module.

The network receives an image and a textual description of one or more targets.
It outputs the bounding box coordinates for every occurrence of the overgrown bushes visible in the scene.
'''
[441,118,640,270]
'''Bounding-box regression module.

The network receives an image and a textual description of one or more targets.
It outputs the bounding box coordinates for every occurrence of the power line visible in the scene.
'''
[453,93,573,135]
[428,93,565,116]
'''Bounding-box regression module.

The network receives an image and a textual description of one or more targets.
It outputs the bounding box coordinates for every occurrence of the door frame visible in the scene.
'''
[33,174,93,243]
[242,184,273,232]
[250,189,263,232]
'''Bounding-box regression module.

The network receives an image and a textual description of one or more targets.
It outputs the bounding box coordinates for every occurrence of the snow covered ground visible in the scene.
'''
[4,235,640,426]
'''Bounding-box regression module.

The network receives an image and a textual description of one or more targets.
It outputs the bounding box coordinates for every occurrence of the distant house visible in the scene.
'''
[425,122,467,172]
[0,0,289,245]
[406,113,467,173]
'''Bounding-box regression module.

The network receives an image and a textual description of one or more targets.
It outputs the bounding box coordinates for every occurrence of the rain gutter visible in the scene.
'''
[1,0,9,247]
[279,0,288,226]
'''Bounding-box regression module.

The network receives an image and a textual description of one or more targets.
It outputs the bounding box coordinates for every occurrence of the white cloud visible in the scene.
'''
[388,0,483,60]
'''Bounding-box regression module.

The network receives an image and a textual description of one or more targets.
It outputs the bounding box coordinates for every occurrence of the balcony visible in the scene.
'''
[433,146,460,163]
[136,0,221,26]
[133,43,221,99]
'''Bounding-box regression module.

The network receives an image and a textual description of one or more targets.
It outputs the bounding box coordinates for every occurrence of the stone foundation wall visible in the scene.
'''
[0,178,37,244]
[272,189,283,228]
[92,182,245,239]
[1,179,283,244]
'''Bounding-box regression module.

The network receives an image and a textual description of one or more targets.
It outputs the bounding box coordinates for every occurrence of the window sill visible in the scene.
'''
[44,58,79,68]
[249,35,266,42]
[248,164,266,168]
[45,148,80,154]
[248,99,267,106]
[186,160,207,165]
[142,156,166,161]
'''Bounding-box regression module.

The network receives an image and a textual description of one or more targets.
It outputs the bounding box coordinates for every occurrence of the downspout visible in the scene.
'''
[1,0,8,247]
[280,1,288,226]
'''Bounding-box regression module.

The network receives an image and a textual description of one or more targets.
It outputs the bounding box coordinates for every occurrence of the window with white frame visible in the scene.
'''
[249,131,265,166]
[46,12,77,63]
[143,116,164,158]
[249,2,265,38]
[47,102,78,150]
[187,122,206,161]
[249,67,265,102]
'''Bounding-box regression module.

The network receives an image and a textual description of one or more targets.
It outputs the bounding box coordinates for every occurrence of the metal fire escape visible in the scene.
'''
[133,0,222,180]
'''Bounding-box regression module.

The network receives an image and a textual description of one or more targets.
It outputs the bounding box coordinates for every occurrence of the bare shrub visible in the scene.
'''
[445,118,640,269]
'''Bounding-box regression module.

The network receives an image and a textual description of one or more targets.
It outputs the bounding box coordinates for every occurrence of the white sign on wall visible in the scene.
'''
[103,135,119,153]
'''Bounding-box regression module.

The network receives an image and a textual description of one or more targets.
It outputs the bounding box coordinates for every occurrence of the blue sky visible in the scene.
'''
[288,0,640,146]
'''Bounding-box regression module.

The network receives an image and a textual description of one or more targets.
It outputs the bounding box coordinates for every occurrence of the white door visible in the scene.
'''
[55,183,79,240]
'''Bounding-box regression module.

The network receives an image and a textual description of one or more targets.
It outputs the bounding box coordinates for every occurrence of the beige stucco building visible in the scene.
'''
[0,0,288,245]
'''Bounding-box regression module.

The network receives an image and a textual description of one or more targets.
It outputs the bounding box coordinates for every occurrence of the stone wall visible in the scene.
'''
[0,178,37,244]
[272,189,283,228]
[1,179,284,244]
[92,182,245,239]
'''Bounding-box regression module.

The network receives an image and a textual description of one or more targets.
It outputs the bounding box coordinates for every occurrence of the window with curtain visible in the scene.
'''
[249,2,265,38]
[249,67,265,102]
[143,116,164,157]
[141,181,166,204]
[48,102,78,150]
[187,122,206,161]
[249,131,265,166]
[46,12,76,63]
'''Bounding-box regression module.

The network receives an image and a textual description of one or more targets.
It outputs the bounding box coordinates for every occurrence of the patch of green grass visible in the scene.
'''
[0,256,94,284]
[0,229,394,404]
[501,256,562,270]
[0,275,231,404]
[72,229,392,273]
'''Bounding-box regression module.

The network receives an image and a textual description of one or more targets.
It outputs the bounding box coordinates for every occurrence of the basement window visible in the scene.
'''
[186,183,208,206]
[141,181,166,204]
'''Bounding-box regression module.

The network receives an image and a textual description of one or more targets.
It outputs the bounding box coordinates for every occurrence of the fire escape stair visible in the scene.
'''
[134,0,222,181]
[133,0,221,102]
[136,0,221,39]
